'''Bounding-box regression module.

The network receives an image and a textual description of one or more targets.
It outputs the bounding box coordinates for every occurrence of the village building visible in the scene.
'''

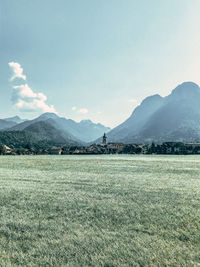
[4,145,12,154]
[73,148,80,154]
[49,147,62,155]
[108,143,124,153]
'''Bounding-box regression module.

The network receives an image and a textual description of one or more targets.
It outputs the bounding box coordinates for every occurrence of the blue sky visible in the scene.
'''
[1,0,200,127]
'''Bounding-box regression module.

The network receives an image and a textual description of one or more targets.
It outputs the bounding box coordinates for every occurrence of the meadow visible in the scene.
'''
[0,155,199,266]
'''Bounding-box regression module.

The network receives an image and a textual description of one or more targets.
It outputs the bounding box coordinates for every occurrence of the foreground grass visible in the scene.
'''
[0,155,199,266]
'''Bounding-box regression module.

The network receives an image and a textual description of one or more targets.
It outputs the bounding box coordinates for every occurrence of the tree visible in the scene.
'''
[0,144,6,155]
[151,142,156,153]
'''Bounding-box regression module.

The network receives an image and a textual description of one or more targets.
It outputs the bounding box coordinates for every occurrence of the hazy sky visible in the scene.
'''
[1,0,200,127]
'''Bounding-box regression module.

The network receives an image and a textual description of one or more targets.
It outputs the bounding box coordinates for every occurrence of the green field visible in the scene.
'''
[0,155,199,266]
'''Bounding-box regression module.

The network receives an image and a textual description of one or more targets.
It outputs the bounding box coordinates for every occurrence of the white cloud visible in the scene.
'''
[8,61,57,114]
[8,62,26,81]
[128,98,138,103]
[97,111,102,115]
[78,108,88,114]
[72,106,77,111]
[12,84,57,113]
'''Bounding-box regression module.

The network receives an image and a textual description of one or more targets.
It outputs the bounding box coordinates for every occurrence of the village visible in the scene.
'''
[1,133,200,155]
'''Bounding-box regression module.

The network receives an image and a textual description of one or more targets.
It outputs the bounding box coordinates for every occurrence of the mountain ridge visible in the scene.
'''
[1,81,200,146]
[2,112,110,143]
[105,81,200,143]
[4,116,26,124]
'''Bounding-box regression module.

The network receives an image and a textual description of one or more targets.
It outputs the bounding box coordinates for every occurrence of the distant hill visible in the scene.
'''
[4,116,26,124]
[105,82,200,143]
[24,121,80,145]
[35,113,110,142]
[0,121,80,149]
[78,120,110,142]
[0,119,17,130]
[104,94,163,143]
[0,131,40,148]
[0,115,27,131]
[0,130,60,149]
[8,112,110,142]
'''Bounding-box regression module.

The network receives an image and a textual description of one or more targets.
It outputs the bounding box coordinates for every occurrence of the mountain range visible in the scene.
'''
[106,82,200,143]
[0,113,110,147]
[1,81,200,148]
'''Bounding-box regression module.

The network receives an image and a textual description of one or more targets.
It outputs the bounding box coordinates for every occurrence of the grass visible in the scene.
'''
[0,155,199,266]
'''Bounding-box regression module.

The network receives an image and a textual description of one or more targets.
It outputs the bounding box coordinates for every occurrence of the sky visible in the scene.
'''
[1,0,200,128]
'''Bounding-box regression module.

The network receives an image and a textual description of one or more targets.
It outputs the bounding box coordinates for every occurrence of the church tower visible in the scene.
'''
[102,133,108,145]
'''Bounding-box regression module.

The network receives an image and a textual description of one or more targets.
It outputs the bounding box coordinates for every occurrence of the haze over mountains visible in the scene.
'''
[106,82,200,143]
[4,116,26,124]
[0,116,27,130]
[1,81,200,147]
[0,113,110,147]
